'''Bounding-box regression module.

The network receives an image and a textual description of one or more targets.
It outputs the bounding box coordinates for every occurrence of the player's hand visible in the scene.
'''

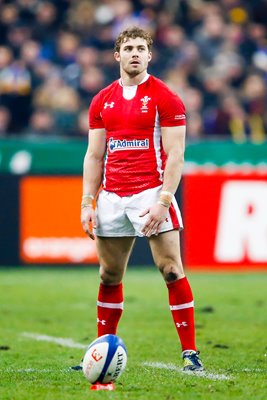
[81,206,97,240]
[139,203,168,237]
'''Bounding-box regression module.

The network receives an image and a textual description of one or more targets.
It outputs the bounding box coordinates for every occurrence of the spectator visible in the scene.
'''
[0,57,32,132]
[76,108,89,138]
[0,106,11,137]
[33,73,80,135]
[241,73,267,142]
[0,3,19,45]
[78,66,105,105]
[55,31,80,67]
[23,108,55,137]
[187,112,204,141]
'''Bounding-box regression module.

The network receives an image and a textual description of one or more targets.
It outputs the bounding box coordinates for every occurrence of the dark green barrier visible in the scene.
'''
[185,140,267,166]
[0,137,86,174]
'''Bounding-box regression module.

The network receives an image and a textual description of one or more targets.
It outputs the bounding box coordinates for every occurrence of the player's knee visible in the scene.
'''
[158,262,183,282]
[164,271,179,282]
[99,265,122,285]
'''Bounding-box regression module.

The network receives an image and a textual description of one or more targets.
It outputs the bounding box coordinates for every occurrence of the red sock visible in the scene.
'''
[167,277,196,352]
[97,282,123,337]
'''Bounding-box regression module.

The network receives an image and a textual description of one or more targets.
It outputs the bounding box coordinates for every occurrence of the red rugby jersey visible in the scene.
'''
[89,74,186,196]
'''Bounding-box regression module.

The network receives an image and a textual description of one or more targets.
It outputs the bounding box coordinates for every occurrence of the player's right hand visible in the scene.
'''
[139,203,169,237]
[81,207,97,240]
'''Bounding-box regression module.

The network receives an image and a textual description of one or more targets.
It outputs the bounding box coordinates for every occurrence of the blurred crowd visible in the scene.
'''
[0,0,267,142]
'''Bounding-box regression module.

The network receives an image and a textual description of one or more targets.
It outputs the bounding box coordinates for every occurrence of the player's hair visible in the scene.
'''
[114,27,153,52]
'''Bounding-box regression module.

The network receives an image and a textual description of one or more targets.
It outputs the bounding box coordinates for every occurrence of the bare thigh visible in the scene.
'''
[96,236,136,285]
[148,230,185,282]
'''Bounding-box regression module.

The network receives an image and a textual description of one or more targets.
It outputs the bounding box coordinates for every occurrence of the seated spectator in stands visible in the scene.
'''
[78,66,105,105]
[23,108,55,137]
[203,93,241,139]
[0,57,32,132]
[6,21,32,58]
[62,46,99,89]
[33,72,81,135]
[20,39,42,70]
[32,1,59,43]
[0,106,11,137]
[182,87,204,141]
[183,87,203,114]
[186,112,204,141]
[0,45,13,70]
[55,31,80,67]
[76,108,89,138]
[0,3,19,45]
[241,73,267,142]
[67,0,96,38]
[193,4,226,65]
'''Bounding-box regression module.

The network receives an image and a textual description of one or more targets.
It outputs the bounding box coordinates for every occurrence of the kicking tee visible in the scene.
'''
[89,74,186,196]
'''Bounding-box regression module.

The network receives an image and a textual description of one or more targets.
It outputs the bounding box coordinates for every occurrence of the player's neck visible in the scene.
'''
[120,70,148,87]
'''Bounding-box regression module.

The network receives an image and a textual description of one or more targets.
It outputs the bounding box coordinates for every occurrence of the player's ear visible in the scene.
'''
[114,52,120,62]
[148,52,152,62]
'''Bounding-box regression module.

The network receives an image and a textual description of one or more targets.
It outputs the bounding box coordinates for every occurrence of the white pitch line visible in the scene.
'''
[21,332,87,349]
[142,361,231,381]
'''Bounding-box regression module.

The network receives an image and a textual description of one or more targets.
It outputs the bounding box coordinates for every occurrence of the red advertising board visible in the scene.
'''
[183,171,267,269]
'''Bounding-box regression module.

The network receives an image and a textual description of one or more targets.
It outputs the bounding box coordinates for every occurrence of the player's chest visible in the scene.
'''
[101,91,157,131]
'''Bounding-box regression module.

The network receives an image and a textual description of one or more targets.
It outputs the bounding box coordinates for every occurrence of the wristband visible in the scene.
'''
[160,191,173,198]
[81,194,94,208]
[81,204,93,209]
[159,190,173,208]
[82,194,94,200]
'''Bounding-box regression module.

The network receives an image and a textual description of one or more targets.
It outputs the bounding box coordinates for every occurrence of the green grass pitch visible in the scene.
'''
[0,267,266,400]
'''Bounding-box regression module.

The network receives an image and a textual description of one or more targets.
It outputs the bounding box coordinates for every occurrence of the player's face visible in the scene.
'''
[114,37,152,77]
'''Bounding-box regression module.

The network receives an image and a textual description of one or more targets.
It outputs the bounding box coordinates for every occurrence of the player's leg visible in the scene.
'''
[71,237,135,372]
[148,230,203,370]
[96,236,135,336]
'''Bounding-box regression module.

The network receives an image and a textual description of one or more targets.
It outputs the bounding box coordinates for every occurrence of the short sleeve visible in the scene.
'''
[89,93,105,129]
[157,89,186,127]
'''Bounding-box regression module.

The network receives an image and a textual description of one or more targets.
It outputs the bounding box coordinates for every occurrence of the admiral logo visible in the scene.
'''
[109,137,149,152]
[174,114,186,120]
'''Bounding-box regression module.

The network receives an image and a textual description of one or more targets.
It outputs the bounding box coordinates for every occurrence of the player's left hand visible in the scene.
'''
[139,203,169,237]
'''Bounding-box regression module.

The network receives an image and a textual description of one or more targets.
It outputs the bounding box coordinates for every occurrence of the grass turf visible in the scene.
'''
[0,267,266,399]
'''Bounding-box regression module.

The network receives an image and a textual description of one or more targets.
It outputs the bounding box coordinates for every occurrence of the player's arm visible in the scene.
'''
[140,125,185,237]
[161,125,186,194]
[83,128,106,196]
[81,128,106,240]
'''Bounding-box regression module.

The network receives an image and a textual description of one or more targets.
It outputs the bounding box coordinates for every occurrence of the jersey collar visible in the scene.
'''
[119,73,150,87]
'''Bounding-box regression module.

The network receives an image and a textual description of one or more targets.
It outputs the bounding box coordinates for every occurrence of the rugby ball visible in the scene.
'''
[82,334,127,384]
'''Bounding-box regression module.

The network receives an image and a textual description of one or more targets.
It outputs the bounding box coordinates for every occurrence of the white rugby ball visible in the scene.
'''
[82,334,127,384]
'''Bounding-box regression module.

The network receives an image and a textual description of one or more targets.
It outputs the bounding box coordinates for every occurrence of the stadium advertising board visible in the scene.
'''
[183,171,267,269]
[18,173,267,268]
[20,176,98,264]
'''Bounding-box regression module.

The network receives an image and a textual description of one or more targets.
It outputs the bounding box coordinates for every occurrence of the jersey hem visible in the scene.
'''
[95,226,183,238]
[103,182,162,197]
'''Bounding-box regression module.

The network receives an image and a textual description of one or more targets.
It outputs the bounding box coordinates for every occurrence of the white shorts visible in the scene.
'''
[95,186,183,237]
